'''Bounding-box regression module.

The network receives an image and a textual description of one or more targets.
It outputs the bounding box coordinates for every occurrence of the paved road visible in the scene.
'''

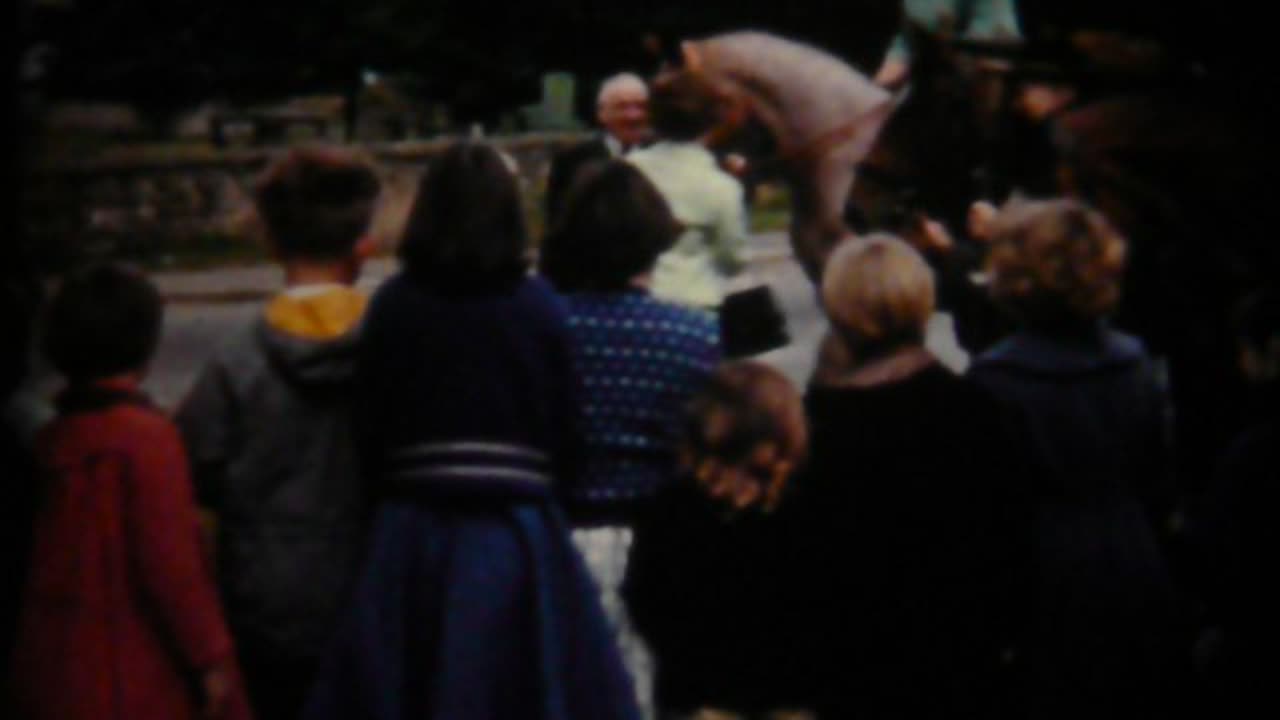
[13,232,970,420]
[140,234,815,410]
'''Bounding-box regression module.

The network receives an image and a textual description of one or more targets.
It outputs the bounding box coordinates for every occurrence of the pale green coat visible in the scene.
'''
[628,141,747,309]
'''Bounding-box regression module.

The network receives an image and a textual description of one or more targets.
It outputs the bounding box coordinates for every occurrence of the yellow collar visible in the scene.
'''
[264,286,368,340]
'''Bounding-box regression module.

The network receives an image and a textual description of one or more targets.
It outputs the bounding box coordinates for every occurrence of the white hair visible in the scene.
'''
[596,72,648,107]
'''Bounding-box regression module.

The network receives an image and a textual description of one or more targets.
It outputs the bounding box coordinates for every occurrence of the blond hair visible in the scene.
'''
[821,233,936,349]
[985,197,1127,322]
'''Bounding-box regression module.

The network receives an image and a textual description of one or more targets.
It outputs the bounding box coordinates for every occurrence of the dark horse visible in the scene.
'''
[847,24,1280,489]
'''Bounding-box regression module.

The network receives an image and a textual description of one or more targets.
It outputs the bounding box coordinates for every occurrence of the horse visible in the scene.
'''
[649,31,901,282]
[646,27,1020,383]
[655,24,1278,488]
[846,22,1280,488]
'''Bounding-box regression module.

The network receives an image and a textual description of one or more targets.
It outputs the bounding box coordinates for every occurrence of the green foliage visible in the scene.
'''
[750,182,792,232]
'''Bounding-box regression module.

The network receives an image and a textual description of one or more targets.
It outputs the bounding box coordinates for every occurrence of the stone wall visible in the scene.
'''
[21,133,590,270]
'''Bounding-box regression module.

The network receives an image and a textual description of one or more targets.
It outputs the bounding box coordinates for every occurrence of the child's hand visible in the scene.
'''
[721,153,749,177]
[201,663,232,719]
[918,215,955,253]
[693,457,755,511]
[692,442,794,513]
[746,441,795,512]
[968,200,999,242]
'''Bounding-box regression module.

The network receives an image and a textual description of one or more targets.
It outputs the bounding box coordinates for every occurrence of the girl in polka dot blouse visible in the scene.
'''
[540,159,722,717]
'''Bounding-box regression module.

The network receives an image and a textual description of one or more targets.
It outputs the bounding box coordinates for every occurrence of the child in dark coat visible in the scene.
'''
[970,198,1183,720]
[795,234,1032,720]
[10,264,250,720]
[1188,288,1280,717]
[623,360,808,718]
[541,159,722,717]
[176,145,381,720]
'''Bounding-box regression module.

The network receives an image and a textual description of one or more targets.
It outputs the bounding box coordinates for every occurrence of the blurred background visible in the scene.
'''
[13,0,1258,273]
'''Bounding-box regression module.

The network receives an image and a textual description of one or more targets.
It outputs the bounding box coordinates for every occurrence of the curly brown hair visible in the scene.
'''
[985,197,1127,323]
[681,361,808,511]
[647,70,727,141]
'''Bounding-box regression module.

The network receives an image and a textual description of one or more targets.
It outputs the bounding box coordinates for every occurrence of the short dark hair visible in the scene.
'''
[399,142,528,291]
[648,71,725,141]
[253,145,381,260]
[43,263,163,383]
[540,160,680,292]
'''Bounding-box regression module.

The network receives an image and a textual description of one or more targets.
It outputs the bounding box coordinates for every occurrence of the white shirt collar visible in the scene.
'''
[604,133,625,157]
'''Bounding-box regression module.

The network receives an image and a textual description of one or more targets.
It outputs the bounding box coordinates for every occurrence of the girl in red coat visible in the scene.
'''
[9,264,249,720]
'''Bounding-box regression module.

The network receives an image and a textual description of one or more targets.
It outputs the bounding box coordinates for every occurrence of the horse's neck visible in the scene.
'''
[702,32,888,140]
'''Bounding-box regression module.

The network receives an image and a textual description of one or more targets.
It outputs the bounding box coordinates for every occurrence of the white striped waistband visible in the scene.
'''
[382,440,553,492]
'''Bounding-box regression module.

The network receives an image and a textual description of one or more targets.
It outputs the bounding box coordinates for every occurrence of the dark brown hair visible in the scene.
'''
[43,263,163,382]
[648,71,726,141]
[253,145,381,260]
[399,142,529,291]
[540,160,680,292]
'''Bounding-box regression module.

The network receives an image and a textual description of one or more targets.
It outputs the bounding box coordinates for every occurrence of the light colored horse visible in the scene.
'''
[655,31,901,281]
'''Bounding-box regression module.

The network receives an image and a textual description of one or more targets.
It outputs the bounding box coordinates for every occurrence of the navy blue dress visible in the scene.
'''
[970,325,1183,720]
[303,274,639,720]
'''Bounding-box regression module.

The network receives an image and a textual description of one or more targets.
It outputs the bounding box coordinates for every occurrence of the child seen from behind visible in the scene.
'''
[623,360,808,718]
[176,145,381,720]
[12,263,249,720]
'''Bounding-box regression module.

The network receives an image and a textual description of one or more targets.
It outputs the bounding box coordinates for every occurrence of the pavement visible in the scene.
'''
[107,231,808,411]
[152,232,799,304]
[6,230,966,419]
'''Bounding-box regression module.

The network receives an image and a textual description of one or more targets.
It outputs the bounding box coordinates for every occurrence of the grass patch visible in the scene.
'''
[750,182,791,233]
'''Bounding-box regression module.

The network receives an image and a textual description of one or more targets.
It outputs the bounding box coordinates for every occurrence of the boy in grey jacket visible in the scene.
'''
[176,145,381,720]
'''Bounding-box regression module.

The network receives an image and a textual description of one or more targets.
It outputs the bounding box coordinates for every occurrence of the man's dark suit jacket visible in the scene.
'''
[544,136,611,230]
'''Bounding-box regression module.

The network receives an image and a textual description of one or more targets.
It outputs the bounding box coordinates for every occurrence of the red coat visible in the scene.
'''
[11,386,245,720]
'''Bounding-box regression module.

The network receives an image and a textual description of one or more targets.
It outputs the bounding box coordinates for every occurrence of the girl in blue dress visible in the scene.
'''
[304,142,639,720]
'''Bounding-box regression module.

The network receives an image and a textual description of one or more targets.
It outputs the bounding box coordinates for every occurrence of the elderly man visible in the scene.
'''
[544,72,650,228]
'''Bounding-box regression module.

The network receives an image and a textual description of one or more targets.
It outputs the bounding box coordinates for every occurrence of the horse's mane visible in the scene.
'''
[692,30,889,151]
